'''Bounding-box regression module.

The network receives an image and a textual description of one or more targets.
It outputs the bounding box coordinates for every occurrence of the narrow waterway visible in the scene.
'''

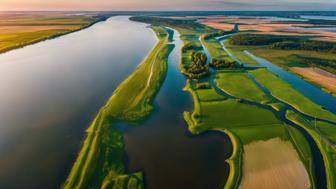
[0,16,157,189]
[120,29,232,189]
[245,51,336,114]
[213,36,331,188]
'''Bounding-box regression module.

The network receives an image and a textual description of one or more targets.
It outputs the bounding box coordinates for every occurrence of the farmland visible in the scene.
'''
[0,12,106,54]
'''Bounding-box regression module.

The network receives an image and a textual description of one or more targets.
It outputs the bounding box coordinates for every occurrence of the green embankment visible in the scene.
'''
[249,68,336,122]
[215,69,272,104]
[62,26,174,189]
[223,40,258,65]
[286,111,336,189]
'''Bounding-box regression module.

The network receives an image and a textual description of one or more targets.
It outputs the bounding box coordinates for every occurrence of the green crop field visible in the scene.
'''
[249,68,336,122]
[215,70,272,104]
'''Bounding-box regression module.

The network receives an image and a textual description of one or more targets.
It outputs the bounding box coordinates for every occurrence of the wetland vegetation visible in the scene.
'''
[1,11,336,189]
[132,15,336,189]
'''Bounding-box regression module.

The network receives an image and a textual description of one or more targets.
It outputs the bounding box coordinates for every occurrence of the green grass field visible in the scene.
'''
[183,76,315,189]
[249,68,336,122]
[215,69,272,104]
[202,37,233,62]
[63,26,174,189]
[224,40,258,65]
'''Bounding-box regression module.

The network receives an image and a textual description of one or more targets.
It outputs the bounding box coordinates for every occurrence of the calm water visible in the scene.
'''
[120,29,232,189]
[0,16,157,189]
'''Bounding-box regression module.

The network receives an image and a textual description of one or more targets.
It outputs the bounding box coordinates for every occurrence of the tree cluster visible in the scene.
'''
[183,51,210,79]
[210,58,236,69]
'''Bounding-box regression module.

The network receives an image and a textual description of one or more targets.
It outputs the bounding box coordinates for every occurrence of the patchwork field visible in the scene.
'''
[198,16,336,42]
[0,12,104,54]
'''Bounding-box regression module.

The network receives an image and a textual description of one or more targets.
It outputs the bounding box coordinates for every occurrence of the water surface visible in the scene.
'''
[301,16,336,20]
[121,29,232,189]
[0,16,157,189]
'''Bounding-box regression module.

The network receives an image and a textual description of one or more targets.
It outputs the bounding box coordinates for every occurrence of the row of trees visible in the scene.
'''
[271,40,336,53]
[210,58,236,69]
[230,33,336,53]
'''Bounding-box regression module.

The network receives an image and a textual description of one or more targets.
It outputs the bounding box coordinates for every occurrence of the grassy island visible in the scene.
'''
[63,26,174,189]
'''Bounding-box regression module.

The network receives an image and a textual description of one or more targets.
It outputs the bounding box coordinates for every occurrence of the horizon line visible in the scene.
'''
[1,10,336,12]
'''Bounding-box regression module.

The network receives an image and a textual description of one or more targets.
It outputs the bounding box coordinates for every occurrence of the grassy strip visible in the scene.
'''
[105,28,174,122]
[202,37,234,62]
[223,40,258,65]
[63,27,174,189]
[249,68,336,122]
[215,70,272,104]
[286,110,336,189]
[285,124,316,189]
[220,129,243,189]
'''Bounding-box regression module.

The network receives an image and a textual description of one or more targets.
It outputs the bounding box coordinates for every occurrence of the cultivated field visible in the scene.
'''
[0,12,103,53]
[198,16,336,42]
[240,138,310,189]
[291,67,336,94]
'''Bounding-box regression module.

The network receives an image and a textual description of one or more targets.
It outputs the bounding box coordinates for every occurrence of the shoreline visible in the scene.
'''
[62,25,174,189]
[0,15,109,55]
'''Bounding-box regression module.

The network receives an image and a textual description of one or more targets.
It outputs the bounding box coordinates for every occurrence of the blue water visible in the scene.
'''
[0,16,157,189]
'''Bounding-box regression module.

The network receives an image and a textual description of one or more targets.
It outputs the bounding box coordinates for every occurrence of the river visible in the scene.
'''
[0,16,157,189]
[119,29,232,189]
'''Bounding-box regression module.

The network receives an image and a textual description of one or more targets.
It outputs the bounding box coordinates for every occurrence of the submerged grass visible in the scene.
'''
[63,26,174,189]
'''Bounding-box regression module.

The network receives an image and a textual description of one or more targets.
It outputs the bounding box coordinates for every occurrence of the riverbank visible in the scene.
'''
[223,37,336,95]
[0,12,109,54]
[62,25,174,189]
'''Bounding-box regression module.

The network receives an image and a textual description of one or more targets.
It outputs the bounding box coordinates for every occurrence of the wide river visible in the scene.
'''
[0,16,157,189]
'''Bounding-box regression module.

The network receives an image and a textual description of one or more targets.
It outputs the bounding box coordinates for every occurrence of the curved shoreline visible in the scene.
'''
[62,24,174,189]
[0,15,109,55]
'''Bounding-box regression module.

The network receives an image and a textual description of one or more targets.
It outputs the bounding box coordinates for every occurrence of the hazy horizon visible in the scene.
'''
[1,0,336,11]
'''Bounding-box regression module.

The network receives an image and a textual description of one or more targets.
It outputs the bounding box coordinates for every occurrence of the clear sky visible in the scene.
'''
[1,0,336,11]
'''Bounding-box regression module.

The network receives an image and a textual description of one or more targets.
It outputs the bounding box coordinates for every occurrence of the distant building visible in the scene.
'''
[233,23,239,32]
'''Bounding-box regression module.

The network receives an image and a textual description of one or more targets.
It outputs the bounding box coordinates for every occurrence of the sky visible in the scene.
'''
[1,0,336,11]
